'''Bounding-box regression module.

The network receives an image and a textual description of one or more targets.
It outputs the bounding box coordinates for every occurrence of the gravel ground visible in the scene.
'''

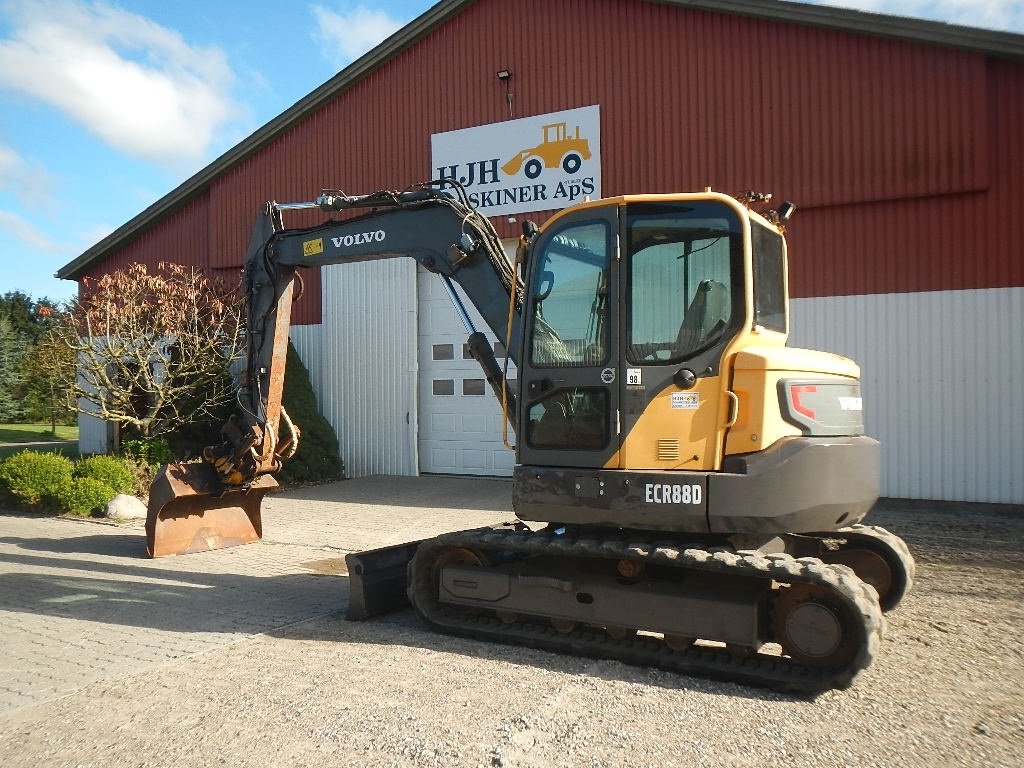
[0,501,1021,768]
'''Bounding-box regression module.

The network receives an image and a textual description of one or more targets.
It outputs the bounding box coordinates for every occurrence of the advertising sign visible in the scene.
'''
[431,105,601,218]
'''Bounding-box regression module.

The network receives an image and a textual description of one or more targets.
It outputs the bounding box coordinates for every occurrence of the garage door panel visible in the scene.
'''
[461,449,486,470]
[461,414,487,434]
[417,262,516,477]
[428,448,458,472]
[427,305,457,330]
[430,413,458,434]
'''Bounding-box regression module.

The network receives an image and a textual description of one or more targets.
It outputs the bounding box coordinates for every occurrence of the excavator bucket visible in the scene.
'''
[145,462,277,557]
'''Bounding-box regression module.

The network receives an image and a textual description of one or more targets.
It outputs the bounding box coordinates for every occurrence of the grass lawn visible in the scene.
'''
[0,423,80,461]
[0,423,79,443]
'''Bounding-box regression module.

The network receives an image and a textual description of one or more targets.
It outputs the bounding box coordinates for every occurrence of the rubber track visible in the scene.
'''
[810,525,916,612]
[408,527,886,694]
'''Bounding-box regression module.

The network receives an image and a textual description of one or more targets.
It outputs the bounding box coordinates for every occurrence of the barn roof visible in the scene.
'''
[56,0,1024,281]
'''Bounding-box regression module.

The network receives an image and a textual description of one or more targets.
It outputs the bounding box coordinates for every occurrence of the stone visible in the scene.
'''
[105,493,147,520]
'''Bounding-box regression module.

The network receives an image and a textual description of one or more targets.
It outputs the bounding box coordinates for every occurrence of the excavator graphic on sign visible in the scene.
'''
[501,122,592,179]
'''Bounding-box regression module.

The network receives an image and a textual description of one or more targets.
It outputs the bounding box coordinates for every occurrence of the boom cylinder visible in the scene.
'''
[466,331,516,423]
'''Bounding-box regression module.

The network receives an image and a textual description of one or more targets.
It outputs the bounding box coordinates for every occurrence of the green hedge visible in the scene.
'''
[121,437,174,466]
[276,342,344,485]
[76,455,135,494]
[57,477,116,517]
[0,449,139,516]
[0,450,74,508]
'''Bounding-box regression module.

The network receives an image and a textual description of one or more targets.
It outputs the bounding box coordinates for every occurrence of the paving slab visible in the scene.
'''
[1,479,1020,768]
[0,475,512,717]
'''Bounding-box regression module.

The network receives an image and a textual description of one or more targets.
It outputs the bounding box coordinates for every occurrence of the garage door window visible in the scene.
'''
[462,379,485,396]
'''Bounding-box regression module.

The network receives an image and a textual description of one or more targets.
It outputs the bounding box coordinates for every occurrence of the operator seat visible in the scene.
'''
[674,279,729,357]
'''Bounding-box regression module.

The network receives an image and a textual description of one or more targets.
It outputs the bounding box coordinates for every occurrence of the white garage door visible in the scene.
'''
[417,264,517,476]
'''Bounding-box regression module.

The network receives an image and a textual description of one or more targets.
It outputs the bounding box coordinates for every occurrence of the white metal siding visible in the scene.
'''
[77,411,109,454]
[790,287,1023,504]
[75,359,116,454]
[292,260,418,478]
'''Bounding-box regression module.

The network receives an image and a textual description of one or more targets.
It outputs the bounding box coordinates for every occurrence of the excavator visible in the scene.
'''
[145,180,914,692]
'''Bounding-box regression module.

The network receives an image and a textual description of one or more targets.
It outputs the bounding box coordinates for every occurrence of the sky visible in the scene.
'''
[1,0,1021,303]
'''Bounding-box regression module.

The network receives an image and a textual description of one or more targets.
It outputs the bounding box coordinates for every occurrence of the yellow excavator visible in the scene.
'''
[146,181,914,692]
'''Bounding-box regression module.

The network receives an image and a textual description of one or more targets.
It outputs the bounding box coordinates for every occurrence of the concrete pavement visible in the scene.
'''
[0,475,513,716]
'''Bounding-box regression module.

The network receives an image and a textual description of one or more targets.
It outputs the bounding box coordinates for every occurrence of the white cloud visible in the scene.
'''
[0,0,242,167]
[312,3,406,67]
[76,221,116,250]
[0,144,54,208]
[810,1,1024,33]
[0,209,67,253]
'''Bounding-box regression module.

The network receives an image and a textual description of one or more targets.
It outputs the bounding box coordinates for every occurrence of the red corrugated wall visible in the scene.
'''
[84,193,207,275]
[91,0,1023,321]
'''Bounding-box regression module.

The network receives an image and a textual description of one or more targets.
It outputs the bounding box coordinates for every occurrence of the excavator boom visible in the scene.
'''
[146,181,524,557]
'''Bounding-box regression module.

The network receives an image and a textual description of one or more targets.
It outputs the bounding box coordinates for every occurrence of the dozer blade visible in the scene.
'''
[344,540,422,620]
[145,462,277,558]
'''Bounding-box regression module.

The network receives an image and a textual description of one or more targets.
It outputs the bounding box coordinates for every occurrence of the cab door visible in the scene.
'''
[618,200,745,472]
[517,206,620,470]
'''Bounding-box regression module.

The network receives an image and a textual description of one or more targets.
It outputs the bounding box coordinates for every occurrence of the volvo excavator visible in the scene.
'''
[145,180,914,692]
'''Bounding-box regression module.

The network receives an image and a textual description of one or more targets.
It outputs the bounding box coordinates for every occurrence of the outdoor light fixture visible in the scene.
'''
[776,201,796,222]
[496,69,514,118]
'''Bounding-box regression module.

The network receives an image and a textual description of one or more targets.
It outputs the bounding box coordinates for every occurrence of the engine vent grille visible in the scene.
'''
[657,438,680,461]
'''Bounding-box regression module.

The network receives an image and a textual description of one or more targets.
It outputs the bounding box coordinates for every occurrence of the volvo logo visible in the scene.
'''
[331,230,385,248]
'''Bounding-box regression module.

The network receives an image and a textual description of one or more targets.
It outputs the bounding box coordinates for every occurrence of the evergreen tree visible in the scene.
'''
[0,317,27,421]
[22,330,76,430]
[0,291,59,344]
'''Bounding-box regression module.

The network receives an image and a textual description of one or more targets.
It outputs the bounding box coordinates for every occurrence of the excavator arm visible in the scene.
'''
[146,181,527,557]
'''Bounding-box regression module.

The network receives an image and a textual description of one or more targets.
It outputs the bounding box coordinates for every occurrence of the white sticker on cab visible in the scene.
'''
[670,392,699,410]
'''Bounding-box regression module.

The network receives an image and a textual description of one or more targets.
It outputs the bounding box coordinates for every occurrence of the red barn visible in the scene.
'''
[58,0,1024,503]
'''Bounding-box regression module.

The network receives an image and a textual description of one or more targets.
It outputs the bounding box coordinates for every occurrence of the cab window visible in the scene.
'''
[627,203,742,363]
[751,221,787,333]
[528,221,610,368]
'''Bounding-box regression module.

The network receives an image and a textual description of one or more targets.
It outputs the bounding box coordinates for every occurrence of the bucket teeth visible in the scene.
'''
[144,463,277,557]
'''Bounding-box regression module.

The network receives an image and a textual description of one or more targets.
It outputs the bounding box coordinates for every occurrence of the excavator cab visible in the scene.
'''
[515,196,745,483]
[512,193,880,536]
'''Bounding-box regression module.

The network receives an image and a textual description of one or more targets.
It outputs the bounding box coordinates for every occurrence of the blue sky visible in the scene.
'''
[1,0,1022,303]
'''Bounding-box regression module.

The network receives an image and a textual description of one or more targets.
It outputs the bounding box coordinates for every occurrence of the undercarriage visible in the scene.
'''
[405,524,913,693]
